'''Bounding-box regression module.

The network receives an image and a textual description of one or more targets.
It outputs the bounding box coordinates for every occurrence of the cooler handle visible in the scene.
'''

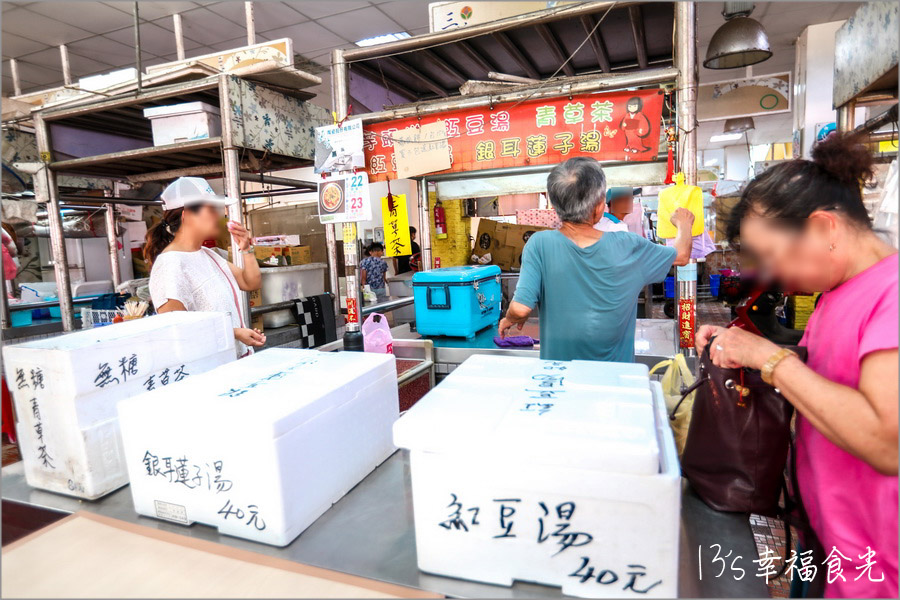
[426,285,452,310]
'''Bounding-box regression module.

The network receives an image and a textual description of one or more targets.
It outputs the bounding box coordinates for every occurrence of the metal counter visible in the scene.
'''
[395,318,683,375]
[2,452,766,598]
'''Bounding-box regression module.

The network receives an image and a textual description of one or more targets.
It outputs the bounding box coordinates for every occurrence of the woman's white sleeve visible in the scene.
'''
[149,260,193,309]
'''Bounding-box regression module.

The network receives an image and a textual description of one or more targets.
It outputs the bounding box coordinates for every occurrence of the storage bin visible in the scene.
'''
[394,355,680,598]
[709,274,721,299]
[664,276,675,299]
[118,348,399,546]
[10,309,32,327]
[1,312,235,499]
[412,265,501,338]
[143,101,222,146]
[259,263,326,329]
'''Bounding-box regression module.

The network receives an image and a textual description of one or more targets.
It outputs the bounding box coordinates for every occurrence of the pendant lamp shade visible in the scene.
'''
[704,16,772,69]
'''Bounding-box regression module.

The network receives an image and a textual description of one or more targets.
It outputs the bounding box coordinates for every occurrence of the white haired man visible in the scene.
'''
[498,157,694,362]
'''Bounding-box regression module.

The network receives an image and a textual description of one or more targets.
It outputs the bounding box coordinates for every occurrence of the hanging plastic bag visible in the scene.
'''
[649,353,695,456]
[656,173,705,238]
[362,313,393,354]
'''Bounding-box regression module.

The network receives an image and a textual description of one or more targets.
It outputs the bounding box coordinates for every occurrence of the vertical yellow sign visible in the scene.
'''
[381,193,412,257]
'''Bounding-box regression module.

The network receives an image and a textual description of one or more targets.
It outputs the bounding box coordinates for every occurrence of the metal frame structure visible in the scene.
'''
[327,1,699,353]
[19,74,323,334]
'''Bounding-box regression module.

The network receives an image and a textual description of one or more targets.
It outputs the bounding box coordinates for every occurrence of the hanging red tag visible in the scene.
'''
[679,297,695,349]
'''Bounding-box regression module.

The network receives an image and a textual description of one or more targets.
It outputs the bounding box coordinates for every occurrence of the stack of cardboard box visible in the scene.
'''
[253,244,312,267]
[472,219,550,271]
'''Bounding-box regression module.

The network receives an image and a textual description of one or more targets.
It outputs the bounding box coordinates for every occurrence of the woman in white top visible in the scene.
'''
[146,177,265,357]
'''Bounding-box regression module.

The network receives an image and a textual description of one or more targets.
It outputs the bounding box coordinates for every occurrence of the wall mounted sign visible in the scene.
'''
[363,89,664,182]
[697,73,791,122]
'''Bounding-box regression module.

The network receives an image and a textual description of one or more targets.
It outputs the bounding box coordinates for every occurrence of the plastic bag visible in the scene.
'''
[657,180,705,239]
[362,313,393,354]
[649,353,695,456]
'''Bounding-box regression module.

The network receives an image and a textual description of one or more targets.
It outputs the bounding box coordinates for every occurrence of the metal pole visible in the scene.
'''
[133,2,143,94]
[104,203,122,288]
[836,100,857,132]
[34,114,75,331]
[10,58,22,96]
[59,45,72,86]
[218,74,250,328]
[244,2,256,46]
[0,277,11,330]
[173,13,185,61]
[238,172,318,189]
[329,48,351,331]
[675,1,698,357]
[418,178,433,271]
[325,48,363,350]
[354,67,677,125]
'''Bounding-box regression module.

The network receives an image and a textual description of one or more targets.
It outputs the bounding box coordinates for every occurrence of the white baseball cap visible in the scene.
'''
[160,177,234,211]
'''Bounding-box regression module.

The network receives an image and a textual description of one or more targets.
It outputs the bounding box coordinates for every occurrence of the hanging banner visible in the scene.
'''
[381,194,412,257]
[363,89,663,182]
[317,172,373,224]
[678,298,695,349]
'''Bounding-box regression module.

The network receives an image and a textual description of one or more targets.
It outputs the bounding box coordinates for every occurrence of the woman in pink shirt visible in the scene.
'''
[696,133,897,598]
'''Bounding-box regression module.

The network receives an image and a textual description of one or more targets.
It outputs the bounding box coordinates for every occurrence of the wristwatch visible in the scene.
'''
[242,245,255,255]
[761,347,797,385]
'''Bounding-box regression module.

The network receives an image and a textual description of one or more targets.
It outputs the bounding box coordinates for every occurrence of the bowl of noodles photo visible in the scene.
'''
[321,182,344,213]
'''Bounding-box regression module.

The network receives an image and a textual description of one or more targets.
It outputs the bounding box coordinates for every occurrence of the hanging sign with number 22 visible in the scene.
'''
[317,172,373,224]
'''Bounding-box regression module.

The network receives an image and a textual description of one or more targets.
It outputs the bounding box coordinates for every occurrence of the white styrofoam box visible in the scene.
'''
[394,356,680,598]
[1,312,235,499]
[259,264,326,329]
[118,348,399,546]
[444,355,653,402]
[143,101,222,146]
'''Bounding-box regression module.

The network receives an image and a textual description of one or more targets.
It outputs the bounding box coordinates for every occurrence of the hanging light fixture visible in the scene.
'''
[704,3,772,69]
[723,117,755,133]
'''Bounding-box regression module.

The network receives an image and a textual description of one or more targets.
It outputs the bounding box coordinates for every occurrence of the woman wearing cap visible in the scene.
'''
[145,177,265,358]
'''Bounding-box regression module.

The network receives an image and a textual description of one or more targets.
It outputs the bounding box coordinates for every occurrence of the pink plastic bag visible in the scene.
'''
[362,313,393,354]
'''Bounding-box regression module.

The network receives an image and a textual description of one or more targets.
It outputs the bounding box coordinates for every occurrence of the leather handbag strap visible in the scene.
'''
[669,375,709,421]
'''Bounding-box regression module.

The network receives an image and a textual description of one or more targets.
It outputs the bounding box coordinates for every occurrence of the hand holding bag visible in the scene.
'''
[673,338,805,516]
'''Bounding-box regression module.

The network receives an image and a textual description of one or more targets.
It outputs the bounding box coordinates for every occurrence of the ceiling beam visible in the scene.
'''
[383,56,449,98]
[628,5,649,69]
[352,62,418,102]
[534,23,575,77]
[419,50,468,86]
[492,32,540,80]
[456,40,497,75]
[580,14,611,73]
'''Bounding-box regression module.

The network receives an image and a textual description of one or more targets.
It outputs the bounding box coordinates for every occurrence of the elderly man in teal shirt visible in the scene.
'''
[498,157,694,362]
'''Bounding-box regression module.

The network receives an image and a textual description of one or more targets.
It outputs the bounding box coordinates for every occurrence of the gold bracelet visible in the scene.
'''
[761,347,797,385]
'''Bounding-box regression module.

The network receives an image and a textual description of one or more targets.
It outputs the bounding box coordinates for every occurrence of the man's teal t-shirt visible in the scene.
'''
[512,230,676,362]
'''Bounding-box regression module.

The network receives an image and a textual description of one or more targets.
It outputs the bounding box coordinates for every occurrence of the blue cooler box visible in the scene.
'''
[412,265,502,338]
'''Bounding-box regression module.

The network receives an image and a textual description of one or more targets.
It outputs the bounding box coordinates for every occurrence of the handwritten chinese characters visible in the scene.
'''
[218,356,319,398]
[15,367,54,469]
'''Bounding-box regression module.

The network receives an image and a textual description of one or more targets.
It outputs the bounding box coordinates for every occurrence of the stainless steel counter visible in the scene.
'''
[2,451,766,598]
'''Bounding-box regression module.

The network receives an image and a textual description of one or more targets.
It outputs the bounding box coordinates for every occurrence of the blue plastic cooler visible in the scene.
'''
[412,265,502,338]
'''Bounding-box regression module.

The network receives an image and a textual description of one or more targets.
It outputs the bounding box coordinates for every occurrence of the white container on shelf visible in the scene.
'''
[393,355,680,599]
[118,348,399,546]
[143,101,222,146]
[1,312,235,499]
[259,263,326,328]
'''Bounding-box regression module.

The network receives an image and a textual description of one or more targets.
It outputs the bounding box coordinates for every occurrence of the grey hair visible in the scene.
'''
[546,157,607,224]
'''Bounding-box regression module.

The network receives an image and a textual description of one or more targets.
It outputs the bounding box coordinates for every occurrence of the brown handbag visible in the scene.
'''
[671,338,806,517]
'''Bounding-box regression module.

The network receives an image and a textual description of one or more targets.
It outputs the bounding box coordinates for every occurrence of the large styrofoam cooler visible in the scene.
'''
[259,263,326,328]
[394,355,680,598]
[118,348,399,546]
[412,265,501,338]
[1,312,235,499]
[142,101,222,146]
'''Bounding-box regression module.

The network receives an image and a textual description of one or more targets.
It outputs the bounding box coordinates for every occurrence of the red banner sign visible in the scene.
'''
[679,298,695,349]
[363,89,664,182]
[346,296,359,326]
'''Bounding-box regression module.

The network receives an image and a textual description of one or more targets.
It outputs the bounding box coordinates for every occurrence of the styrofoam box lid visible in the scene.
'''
[394,356,661,475]
[4,311,230,352]
[412,265,501,284]
[443,355,652,401]
[118,348,396,438]
[143,101,220,120]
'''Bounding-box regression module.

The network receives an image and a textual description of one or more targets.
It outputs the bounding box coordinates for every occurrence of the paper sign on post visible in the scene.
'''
[382,194,412,258]
[392,121,452,179]
[318,172,372,224]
